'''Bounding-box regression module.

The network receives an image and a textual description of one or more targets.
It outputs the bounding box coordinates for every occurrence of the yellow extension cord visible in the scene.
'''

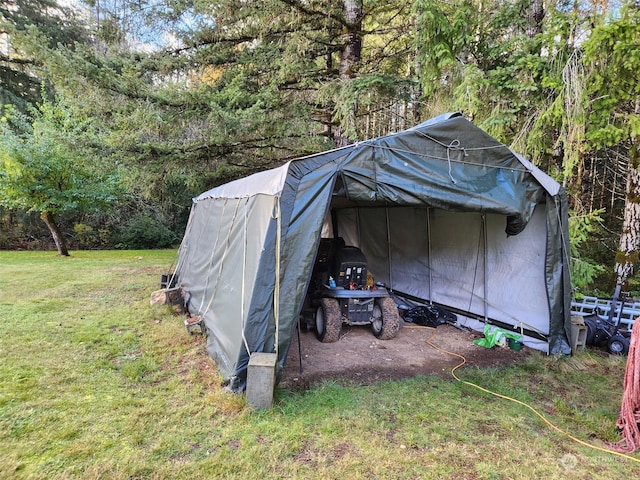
[420,326,640,464]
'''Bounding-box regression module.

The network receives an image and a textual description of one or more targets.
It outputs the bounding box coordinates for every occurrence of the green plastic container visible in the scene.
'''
[509,338,523,351]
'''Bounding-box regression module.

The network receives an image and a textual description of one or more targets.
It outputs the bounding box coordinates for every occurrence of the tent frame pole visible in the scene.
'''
[427,208,432,303]
[385,207,393,288]
[296,316,303,373]
[482,213,488,322]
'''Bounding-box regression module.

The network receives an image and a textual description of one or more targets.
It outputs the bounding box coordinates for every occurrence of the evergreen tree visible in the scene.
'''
[0,0,87,112]
[582,3,640,288]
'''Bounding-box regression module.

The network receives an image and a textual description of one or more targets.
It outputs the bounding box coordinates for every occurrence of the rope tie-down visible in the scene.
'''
[610,322,640,453]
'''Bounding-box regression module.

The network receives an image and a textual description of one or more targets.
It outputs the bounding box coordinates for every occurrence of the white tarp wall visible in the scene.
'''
[335,204,550,350]
[177,193,277,377]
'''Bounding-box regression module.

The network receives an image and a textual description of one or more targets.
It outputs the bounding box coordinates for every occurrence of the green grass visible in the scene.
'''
[1,250,639,479]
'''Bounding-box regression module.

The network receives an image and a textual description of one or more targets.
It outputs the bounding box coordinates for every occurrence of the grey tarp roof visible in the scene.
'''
[175,112,572,391]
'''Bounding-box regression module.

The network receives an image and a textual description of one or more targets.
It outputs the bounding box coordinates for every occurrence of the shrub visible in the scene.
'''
[116,214,178,249]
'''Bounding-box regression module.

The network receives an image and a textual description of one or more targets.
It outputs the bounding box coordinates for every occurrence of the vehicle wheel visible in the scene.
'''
[583,316,597,345]
[607,334,630,355]
[371,297,400,340]
[315,298,342,343]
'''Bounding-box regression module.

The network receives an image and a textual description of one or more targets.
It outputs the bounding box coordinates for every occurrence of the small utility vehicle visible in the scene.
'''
[301,238,401,343]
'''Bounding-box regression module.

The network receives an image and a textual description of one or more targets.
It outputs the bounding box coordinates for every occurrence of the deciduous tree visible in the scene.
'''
[0,101,121,255]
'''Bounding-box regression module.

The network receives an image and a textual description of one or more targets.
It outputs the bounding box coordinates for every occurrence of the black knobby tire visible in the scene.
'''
[316,298,342,343]
[583,316,597,345]
[607,334,630,355]
[371,297,400,340]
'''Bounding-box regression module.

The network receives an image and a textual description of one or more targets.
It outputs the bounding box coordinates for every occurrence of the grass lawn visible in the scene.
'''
[1,250,639,479]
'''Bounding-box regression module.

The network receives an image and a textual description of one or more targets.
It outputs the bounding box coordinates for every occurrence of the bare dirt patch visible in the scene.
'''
[280,322,530,390]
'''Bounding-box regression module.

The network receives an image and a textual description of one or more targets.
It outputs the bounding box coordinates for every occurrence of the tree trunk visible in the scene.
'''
[614,142,640,287]
[40,211,70,256]
[525,0,544,39]
[339,0,362,79]
[333,0,363,148]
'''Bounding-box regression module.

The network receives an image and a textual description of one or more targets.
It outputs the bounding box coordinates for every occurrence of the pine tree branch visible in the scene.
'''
[277,0,348,27]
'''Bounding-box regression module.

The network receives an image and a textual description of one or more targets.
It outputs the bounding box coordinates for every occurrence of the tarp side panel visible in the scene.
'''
[546,190,572,354]
[272,161,339,378]
[231,156,343,389]
[409,210,487,314]
[337,208,485,311]
[484,208,550,336]
[229,214,279,390]
[175,198,241,377]
[176,194,275,380]
[334,207,382,276]
[332,208,360,251]
[337,207,433,298]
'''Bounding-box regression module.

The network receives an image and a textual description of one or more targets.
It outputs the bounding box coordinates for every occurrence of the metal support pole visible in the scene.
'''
[482,213,488,322]
[427,208,432,303]
[385,207,393,287]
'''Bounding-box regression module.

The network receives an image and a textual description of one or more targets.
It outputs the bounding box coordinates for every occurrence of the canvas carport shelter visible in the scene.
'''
[172,112,572,392]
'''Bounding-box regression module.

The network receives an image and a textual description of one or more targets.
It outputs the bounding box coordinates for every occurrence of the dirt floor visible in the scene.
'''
[280,322,530,390]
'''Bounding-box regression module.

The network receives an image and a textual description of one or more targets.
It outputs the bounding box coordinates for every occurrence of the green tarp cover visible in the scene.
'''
[174,112,572,391]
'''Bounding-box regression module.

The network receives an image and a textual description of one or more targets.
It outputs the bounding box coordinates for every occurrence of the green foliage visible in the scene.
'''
[413,0,477,98]
[569,209,606,294]
[583,4,640,148]
[115,213,178,249]
[0,101,121,215]
[412,0,557,144]
[452,64,486,118]
[526,94,565,168]
[74,223,113,249]
[330,74,416,139]
[0,0,637,283]
[0,0,89,113]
